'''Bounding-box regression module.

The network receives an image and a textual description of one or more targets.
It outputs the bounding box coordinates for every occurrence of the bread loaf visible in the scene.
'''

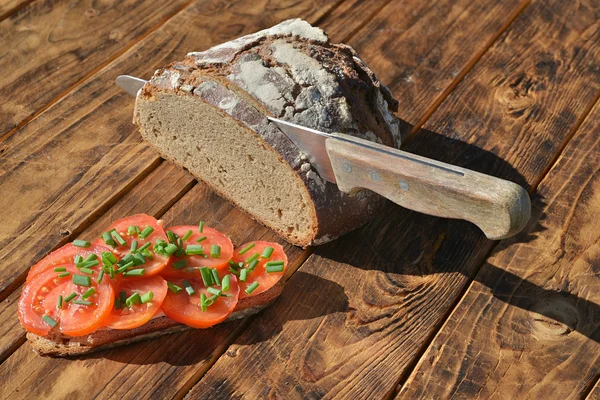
[134,19,401,247]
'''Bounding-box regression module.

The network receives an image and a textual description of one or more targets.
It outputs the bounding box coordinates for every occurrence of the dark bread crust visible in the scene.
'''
[134,19,401,247]
[27,279,284,357]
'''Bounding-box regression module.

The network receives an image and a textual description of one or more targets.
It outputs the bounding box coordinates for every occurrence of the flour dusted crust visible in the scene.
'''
[135,19,401,246]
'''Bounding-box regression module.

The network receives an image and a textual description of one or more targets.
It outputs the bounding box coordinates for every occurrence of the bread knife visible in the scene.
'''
[116,75,531,239]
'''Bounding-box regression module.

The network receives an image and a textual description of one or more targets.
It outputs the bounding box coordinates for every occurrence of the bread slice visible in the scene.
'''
[134,19,401,247]
[27,279,284,357]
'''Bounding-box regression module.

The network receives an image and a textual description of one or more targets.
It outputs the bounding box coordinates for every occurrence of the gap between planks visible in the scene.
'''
[0,0,36,23]
[0,0,196,145]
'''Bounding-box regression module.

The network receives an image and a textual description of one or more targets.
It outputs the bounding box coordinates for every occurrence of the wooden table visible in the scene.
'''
[1,0,599,398]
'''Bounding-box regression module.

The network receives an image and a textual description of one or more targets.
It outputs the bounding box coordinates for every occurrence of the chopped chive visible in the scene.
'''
[186,245,204,256]
[167,230,177,244]
[119,291,127,304]
[110,229,127,246]
[199,267,213,287]
[132,253,146,266]
[167,282,182,294]
[73,239,91,248]
[42,315,58,328]
[127,225,139,236]
[228,267,240,276]
[266,264,284,273]
[78,259,99,269]
[260,246,274,259]
[58,272,70,278]
[239,243,255,255]
[239,268,248,282]
[82,288,95,299]
[117,253,135,267]
[246,252,260,263]
[143,249,153,260]
[173,259,187,270]
[73,299,93,306]
[198,221,205,233]
[211,268,221,286]
[140,291,154,304]
[182,280,195,296]
[182,230,193,241]
[245,281,259,295]
[139,226,154,240]
[165,243,179,256]
[116,261,134,273]
[57,295,63,309]
[125,292,141,307]
[200,293,208,311]
[210,244,221,258]
[80,267,94,275]
[196,236,207,243]
[130,240,138,253]
[123,269,145,277]
[84,253,97,263]
[101,231,115,246]
[54,267,66,272]
[138,242,152,253]
[97,269,105,284]
[74,255,83,264]
[228,260,240,269]
[102,251,118,265]
[64,292,77,303]
[175,248,186,258]
[265,260,285,267]
[207,287,222,296]
[114,297,122,310]
[72,274,91,287]
[247,259,259,272]
[221,275,231,292]
[202,294,217,308]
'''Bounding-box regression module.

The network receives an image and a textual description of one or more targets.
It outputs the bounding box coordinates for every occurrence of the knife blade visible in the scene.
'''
[116,75,147,97]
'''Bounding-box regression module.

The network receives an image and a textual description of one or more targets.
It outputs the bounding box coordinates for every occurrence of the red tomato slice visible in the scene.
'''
[161,274,240,328]
[160,225,233,278]
[19,264,114,337]
[231,241,287,299]
[27,242,114,281]
[104,275,168,330]
[102,214,169,276]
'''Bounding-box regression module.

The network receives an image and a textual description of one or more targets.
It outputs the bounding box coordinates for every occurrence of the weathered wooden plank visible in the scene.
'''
[319,0,391,43]
[0,0,336,300]
[0,0,192,137]
[185,0,600,398]
[0,0,33,21]
[588,379,600,400]
[400,101,600,399]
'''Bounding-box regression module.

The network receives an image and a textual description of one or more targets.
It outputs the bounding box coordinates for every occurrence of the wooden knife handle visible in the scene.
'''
[325,134,531,240]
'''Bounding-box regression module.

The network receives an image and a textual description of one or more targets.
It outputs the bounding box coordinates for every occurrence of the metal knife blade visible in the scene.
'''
[116,75,147,97]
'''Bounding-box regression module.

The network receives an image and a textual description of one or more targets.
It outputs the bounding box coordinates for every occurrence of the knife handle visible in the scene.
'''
[325,134,531,240]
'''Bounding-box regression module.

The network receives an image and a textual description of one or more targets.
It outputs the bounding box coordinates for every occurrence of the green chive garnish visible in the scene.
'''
[42,315,58,328]
[73,299,93,306]
[140,291,154,304]
[182,280,195,295]
[182,230,193,241]
[98,270,105,284]
[221,275,230,292]
[167,230,177,244]
[123,269,145,277]
[125,292,141,307]
[64,292,77,303]
[82,288,95,299]
[57,295,63,309]
[114,297,122,310]
[58,272,70,278]
[200,293,208,311]
[133,253,146,265]
[199,267,213,287]
[138,242,152,252]
[72,274,91,287]
[102,251,117,265]
[130,240,138,253]
[210,244,221,258]
[207,287,222,296]
[246,253,260,263]
[211,268,221,286]
[261,246,274,259]
[167,282,182,294]
[118,253,135,266]
[139,226,154,240]
[73,240,90,248]
[119,291,127,304]
[101,231,115,246]
[74,255,83,264]
[245,281,259,295]
[78,260,99,269]
[117,261,134,273]
[228,267,240,276]
[165,243,179,256]
[54,267,66,272]
[239,268,248,282]
[173,259,187,270]
[266,264,284,273]
[80,267,94,275]
[265,260,285,267]
[186,245,204,256]
[127,225,139,236]
[239,243,255,255]
[110,229,127,246]
[247,259,259,272]
[84,253,97,262]
[196,236,207,243]
[198,221,205,233]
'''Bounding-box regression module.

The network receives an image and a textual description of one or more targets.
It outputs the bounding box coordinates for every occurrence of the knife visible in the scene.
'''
[116,75,531,239]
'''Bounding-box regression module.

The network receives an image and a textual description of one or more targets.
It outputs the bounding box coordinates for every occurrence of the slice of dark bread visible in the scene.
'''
[134,19,401,247]
[27,279,284,357]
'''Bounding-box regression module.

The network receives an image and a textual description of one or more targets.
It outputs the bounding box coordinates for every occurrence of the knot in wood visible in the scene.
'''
[530,296,578,340]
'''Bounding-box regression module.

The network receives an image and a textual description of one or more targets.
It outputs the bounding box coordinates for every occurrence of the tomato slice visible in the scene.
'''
[101,214,170,276]
[161,274,240,328]
[160,225,233,278]
[27,242,114,281]
[104,275,168,330]
[231,241,287,299]
[19,264,114,337]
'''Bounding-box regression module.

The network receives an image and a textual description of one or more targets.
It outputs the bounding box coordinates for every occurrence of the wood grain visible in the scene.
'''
[400,99,600,399]
[0,0,192,137]
[588,380,600,400]
[0,0,336,300]
[319,0,391,43]
[0,0,34,21]
[185,0,600,398]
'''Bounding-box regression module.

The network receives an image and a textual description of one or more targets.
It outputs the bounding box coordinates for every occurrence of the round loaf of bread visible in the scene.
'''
[134,19,401,247]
